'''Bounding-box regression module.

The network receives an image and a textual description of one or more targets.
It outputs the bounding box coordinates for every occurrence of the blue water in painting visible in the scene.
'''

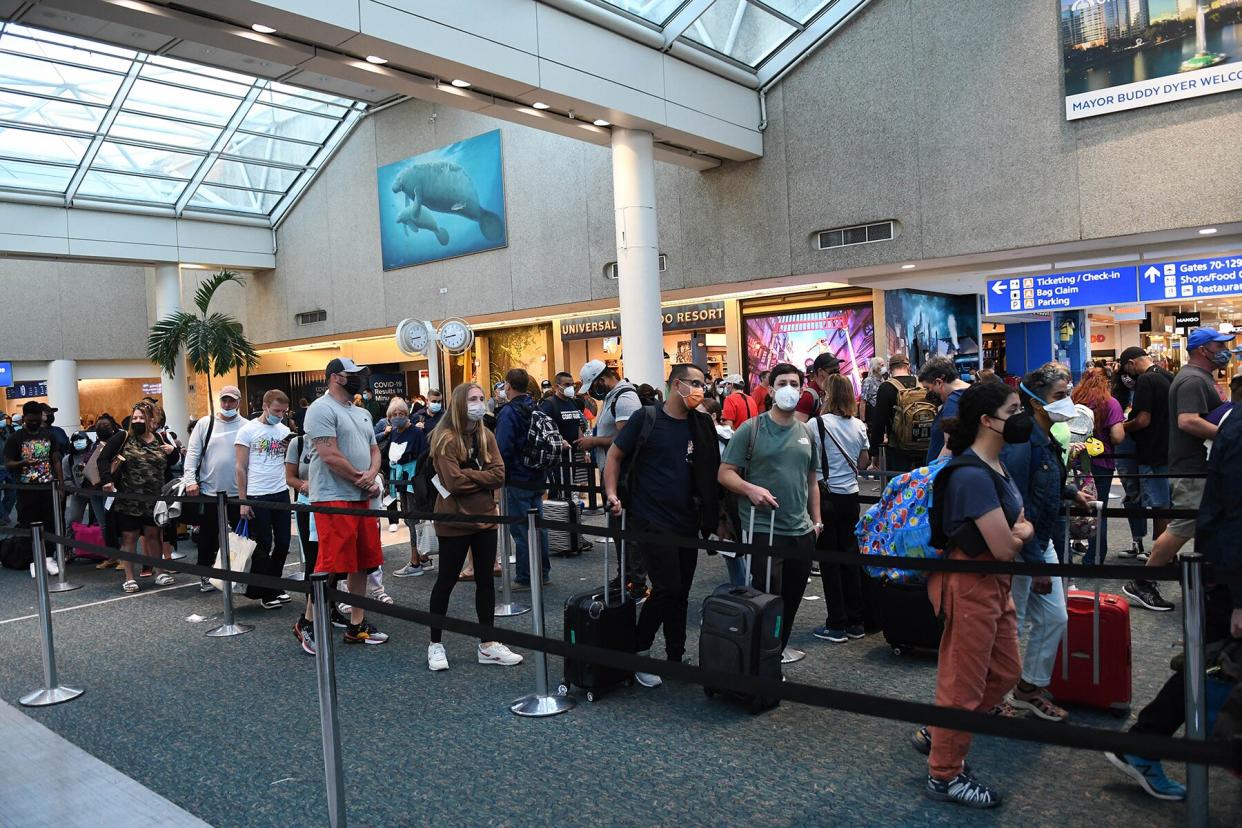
[376,129,507,270]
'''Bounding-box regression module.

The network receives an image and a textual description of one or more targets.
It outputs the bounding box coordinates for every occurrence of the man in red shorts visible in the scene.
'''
[298,357,389,649]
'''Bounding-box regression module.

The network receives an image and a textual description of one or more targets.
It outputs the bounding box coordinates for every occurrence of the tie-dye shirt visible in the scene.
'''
[234,420,293,496]
[4,427,56,483]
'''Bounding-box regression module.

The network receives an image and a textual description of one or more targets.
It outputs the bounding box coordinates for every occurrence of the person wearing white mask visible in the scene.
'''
[235,389,294,609]
[718,362,822,656]
[184,385,249,592]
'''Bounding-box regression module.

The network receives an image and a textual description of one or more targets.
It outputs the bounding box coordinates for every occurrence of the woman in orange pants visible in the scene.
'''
[923,381,1034,808]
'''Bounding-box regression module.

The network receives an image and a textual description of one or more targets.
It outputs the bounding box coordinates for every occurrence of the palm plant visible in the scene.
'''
[146,270,259,417]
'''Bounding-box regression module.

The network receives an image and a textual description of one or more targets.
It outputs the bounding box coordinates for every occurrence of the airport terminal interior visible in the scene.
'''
[1,0,1242,825]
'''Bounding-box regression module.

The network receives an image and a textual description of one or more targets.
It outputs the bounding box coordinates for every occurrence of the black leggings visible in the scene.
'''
[429,529,497,644]
[818,492,864,629]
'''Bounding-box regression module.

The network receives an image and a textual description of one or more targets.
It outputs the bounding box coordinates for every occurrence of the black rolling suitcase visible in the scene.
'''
[560,512,635,702]
[878,579,942,655]
[700,509,783,713]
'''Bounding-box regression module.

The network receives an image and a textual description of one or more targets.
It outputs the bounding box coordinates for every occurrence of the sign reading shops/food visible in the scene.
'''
[559,301,725,341]
[1139,256,1242,302]
[1061,1,1242,120]
[986,268,1138,314]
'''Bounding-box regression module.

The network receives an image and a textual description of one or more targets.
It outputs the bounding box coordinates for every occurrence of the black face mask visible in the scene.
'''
[96,425,115,439]
[24,420,40,431]
[990,411,1034,444]
[342,373,364,396]
[131,422,147,436]
[589,384,607,401]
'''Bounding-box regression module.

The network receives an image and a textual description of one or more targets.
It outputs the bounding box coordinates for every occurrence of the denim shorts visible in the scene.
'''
[1137,464,1170,509]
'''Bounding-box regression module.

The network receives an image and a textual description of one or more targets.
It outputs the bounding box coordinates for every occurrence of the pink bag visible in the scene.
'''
[70,522,107,560]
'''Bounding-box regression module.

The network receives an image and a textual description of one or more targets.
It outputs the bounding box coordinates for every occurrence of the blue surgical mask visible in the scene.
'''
[265,413,282,426]
[391,416,409,429]
[72,439,88,451]
[429,402,442,414]
[220,408,239,419]
[1210,348,1233,367]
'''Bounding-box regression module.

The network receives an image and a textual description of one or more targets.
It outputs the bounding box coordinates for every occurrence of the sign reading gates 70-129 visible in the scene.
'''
[1139,257,1242,303]
[985,267,1138,315]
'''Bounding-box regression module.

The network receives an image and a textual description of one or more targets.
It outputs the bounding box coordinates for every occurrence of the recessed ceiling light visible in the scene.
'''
[900,264,916,270]
[365,55,388,65]
[1198,227,1218,235]
[450,79,471,88]
[531,101,550,110]
[251,24,276,34]
[593,119,611,126]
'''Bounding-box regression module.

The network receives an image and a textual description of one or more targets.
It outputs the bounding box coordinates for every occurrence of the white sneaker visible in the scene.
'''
[46,557,59,576]
[635,650,663,687]
[478,642,523,666]
[388,524,399,534]
[427,643,449,671]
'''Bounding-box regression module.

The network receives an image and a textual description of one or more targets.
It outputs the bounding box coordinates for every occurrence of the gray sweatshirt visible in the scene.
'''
[182,413,247,495]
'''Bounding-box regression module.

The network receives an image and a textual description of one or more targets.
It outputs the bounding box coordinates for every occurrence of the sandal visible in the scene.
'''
[368,589,394,605]
[96,558,118,570]
[459,571,474,582]
[154,573,175,586]
[122,580,139,593]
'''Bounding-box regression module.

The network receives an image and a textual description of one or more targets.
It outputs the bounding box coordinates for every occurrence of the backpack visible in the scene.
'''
[617,405,658,505]
[886,378,937,454]
[1,536,33,570]
[607,386,639,419]
[519,402,562,471]
[856,454,1008,584]
[409,446,436,513]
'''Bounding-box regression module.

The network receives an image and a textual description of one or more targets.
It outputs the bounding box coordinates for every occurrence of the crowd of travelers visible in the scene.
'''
[2,327,1240,810]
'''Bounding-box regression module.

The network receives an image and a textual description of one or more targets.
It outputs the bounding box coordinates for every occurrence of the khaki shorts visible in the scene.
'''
[1167,477,1206,539]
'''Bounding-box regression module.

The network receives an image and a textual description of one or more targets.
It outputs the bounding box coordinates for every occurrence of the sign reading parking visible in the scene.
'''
[986,267,1137,315]
[1139,257,1242,303]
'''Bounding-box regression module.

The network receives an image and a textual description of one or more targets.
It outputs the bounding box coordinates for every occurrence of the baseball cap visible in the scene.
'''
[40,403,58,413]
[540,379,552,390]
[724,373,744,386]
[325,357,367,378]
[578,360,606,396]
[812,352,841,374]
[1118,346,1148,365]
[889,353,910,369]
[219,385,241,400]
[1187,327,1235,350]
[494,381,505,391]
[22,400,43,416]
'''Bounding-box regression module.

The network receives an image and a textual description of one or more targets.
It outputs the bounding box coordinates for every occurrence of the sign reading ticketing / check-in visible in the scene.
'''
[985,267,1137,315]
[1138,257,1242,303]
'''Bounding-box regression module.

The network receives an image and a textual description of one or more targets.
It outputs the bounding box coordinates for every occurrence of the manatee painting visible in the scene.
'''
[396,205,449,246]
[376,129,507,271]
[390,160,504,242]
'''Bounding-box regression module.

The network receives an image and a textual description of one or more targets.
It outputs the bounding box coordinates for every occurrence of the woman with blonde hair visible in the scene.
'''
[425,382,523,672]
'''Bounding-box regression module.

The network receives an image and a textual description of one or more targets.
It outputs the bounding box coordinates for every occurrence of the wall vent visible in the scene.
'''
[816,221,895,250]
[604,254,667,280]
[296,309,327,325]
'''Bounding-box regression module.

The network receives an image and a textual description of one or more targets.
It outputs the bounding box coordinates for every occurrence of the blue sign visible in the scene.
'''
[5,380,46,400]
[0,362,10,389]
[1139,256,1242,303]
[986,267,1138,315]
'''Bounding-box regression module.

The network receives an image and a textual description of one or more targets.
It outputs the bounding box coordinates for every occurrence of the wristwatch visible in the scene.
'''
[813,522,824,531]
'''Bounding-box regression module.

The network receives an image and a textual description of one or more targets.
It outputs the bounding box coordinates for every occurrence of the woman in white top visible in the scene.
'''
[810,374,871,642]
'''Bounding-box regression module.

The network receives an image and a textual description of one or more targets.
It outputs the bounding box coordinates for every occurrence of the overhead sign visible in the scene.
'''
[560,301,725,340]
[5,380,47,400]
[0,361,10,389]
[1174,312,1201,329]
[1139,257,1242,303]
[985,267,1137,315]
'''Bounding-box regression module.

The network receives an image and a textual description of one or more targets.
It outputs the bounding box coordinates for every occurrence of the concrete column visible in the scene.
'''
[154,265,190,436]
[47,359,79,431]
[611,128,664,387]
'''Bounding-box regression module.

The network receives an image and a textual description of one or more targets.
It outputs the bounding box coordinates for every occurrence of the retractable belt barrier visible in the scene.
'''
[38,528,1242,772]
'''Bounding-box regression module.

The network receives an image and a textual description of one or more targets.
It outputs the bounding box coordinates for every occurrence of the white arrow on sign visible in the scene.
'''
[991,282,1007,295]
[1144,265,1160,283]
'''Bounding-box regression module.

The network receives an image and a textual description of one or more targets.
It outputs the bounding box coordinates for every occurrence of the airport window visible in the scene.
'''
[816,221,896,250]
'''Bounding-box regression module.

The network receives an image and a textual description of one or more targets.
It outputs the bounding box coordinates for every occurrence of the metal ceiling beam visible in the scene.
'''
[63,58,142,207]
[175,80,263,216]
[661,0,715,48]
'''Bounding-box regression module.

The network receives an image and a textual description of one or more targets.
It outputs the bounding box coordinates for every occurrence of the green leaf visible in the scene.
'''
[192,270,245,315]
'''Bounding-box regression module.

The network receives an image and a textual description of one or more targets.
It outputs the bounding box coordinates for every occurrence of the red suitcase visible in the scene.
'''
[1048,588,1132,715]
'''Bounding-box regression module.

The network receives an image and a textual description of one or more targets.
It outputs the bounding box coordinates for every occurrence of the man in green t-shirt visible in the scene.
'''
[719,362,822,653]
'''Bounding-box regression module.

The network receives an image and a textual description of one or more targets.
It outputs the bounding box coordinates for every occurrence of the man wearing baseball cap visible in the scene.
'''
[1124,327,1235,613]
[184,384,248,591]
[299,358,389,646]
[720,373,757,429]
[1118,346,1173,559]
[794,352,841,423]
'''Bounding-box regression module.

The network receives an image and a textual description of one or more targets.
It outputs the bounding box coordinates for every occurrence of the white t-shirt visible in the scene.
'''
[811,413,869,495]
[234,419,292,496]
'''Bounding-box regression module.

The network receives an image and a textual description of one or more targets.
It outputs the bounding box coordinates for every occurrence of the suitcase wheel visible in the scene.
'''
[1109,705,1130,718]
[891,645,904,656]
[556,684,569,697]
[586,691,597,703]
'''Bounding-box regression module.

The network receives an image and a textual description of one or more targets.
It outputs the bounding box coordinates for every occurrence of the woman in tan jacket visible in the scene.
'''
[426,382,524,672]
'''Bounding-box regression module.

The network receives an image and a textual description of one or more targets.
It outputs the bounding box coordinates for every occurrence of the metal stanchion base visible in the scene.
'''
[510,692,575,718]
[205,622,254,637]
[781,648,806,664]
[20,685,83,706]
[494,601,531,617]
[46,581,82,593]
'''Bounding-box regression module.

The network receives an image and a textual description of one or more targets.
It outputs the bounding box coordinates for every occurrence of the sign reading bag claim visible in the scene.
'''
[1060,0,1242,120]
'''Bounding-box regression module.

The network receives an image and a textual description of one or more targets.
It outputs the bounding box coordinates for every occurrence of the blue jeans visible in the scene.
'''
[724,553,748,587]
[1012,540,1068,688]
[1113,439,1146,542]
[1084,462,1114,566]
[1137,464,1171,509]
[506,487,549,584]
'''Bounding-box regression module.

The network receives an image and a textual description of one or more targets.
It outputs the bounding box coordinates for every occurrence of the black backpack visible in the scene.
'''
[409,447,436,514]
[1,536,33,570]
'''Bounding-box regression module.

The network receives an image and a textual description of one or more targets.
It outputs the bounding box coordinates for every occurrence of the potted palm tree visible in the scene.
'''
[146,270,259,417]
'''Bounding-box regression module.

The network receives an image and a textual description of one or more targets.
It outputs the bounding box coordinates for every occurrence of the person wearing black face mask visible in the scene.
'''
[4,401,63,547]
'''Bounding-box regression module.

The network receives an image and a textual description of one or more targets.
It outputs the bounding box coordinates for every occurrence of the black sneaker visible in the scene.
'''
[294,618,316,656]
[275,592,292,604]
[329,606,350,628]
[260,598,284,610]
[1122,580,1173,612]
[911,726,932,756]
[344,621,389,645]
[925,771,1001,808]
[810,562,822,576]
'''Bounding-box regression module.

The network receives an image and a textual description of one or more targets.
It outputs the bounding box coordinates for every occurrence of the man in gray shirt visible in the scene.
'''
[184,385,247,592]
[302,357,388,647]
[1125,327,1234,613]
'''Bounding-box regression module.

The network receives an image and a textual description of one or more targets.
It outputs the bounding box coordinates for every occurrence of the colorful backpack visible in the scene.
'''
[856,457,950,585]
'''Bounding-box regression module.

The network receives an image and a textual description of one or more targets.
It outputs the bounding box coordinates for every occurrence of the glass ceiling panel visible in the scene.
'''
[0,22,366,221]
[595,0,689,25]
[683,0,796,67]
[757,0,829,24]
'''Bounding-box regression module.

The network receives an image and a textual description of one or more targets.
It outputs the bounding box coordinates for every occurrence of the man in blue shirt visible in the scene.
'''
[919,356,970,463]
[494,368,549,587]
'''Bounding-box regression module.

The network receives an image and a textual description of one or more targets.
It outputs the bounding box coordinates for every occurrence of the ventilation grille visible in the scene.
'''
[604,254,667,280]
[816,221,895,250]
[296,309,327,325]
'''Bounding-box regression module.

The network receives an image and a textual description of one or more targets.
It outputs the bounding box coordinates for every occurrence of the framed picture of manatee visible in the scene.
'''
[376,129,507,270]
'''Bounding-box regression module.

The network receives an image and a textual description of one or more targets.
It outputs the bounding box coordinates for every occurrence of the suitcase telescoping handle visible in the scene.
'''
[604,509,628,606]
[1059,500,1106,686]
[742,505,775,592]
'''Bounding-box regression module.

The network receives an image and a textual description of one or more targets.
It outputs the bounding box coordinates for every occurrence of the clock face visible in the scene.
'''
[438,318,473,354]
[404,322,428,352]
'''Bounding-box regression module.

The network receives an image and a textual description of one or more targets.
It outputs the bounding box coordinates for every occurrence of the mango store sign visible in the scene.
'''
[560,302,724,341]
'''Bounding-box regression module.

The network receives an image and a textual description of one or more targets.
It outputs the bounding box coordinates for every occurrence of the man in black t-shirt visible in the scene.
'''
[540,372,587,511]
[1119,347,1173,540]
[3,401,64,568]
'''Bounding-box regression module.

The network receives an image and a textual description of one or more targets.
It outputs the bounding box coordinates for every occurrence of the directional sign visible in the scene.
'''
[0,361,10,389]
[1139,256,1242,303]
[985,267,1138,315]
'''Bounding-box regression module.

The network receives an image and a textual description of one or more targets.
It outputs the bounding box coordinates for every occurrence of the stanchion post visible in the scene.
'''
[1179,550,1208,827]
[206,492,253,638]
[20,523,83,707]
[47,480,81,593]
[510,508,574,718]
[494,489,529,618]
[311,574,347,828]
